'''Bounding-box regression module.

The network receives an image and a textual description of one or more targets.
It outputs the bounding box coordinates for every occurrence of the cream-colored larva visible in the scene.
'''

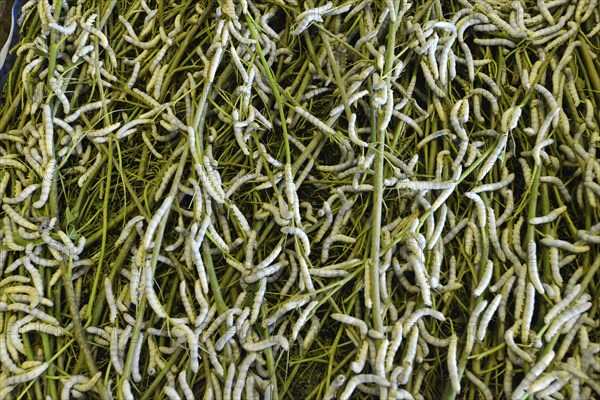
[104,277,118,324]
[488,208,505,262]
[164,386,181,400]
[527,240,545,294]
[521,282,536,342]
[471,174,515,194]
[32,160,55,208]
[331,313,368,338]
[476,134,508,181]
[465,300,488,354]
[490,266,515,293]
[121,379,135,400]
[511,350,556,400]
[473,260,494,297]
[544,283,581,324]
[109,328,124,375]
[476,294,502,341]
[546,247,563,288]
[465,192,487,229]
[61,375,89,400]
[178,281,196,323]
[281,226,311,256]
[403,308,445,334]
[0,362,49,387]
[294,106,337,137]
[176,371,194,400]
[48,78,70,114]
[540,237,590,253]
[0,334,23,373]
[72,371,102,393]
[504,322,533,363]
[115,216,145,247]
[447,333,460,394]
[2,204,39,231]
[145,267,168,319]
[339,374,390,400]
[291,300,319,341]
[231,353,257,400]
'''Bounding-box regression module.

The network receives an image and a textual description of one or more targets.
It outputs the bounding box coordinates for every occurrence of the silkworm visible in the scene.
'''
[529,205,567,225]
[476,133,508,181]
[339,374,390,400]
[540,237,590,253]
[448,333,460,393]
[476,294,502,341]
[473,260,494,297]
[78,153,103,187]
[331,313,368,337]
[114,216,145,247]
[471,174,515,194]
[403,308,445,333]
[49,77,70,113]
[2,204,39,230]
[281,226,311,256]
[294,106,337,137]
[145,267,168,319]
[72,372,102,393]
[511,350,556,400]
[520,282,536,342]
[465,300,488,354]
[544,283,581,324]
[465,192,487,228]
[527,240,545,294]
[0,362,49,387]
[504,323,533,363]
[104,277,118,323]
[2,183,40,205]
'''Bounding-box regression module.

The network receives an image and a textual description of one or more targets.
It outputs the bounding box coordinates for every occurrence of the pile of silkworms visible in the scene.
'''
[0,0,599,398]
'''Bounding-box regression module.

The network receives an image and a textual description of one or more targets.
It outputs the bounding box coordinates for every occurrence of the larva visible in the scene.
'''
[0,362,49,387]
[145,267,168,319]
[473,260,494,297]
[281,226,311,256]
[33,159,56,208]
[527,240,545,294]
[511,350,556,400]
[521,282,536,342]
[115,216,145,247]
[476,294,502,341]
[109,327,124,375]
[465,300,488,354]
[487,208,505,262]
[0,334,23,373]
[2,204,39,230]
[504,322,533,364]
[476,134,508,181]
[339,374,390,400]
[121,379,135,400]
[331,313,368,338]
[104,277,118,323]
[544,283,581,324]
[540,237,589,253]
[447,333,460,393]
[529,205,567,225]
[72,372,102,393]
[242,335,289,352]
[465,370,493,400]
[49,77,70,114]
[403,308,445,334]
[231,353,257,400]
[465,192,487,229]
[294,106,337,137]
[130,329,144,382]
[471,174,515,194]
